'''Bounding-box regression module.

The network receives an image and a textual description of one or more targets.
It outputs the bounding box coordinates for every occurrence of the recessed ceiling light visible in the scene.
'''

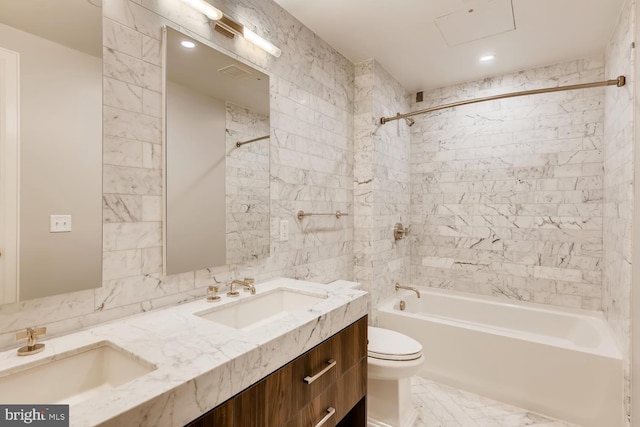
[479,55,495,62]
[181,40,196,49]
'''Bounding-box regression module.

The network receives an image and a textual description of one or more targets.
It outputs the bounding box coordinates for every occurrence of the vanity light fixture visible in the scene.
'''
[181,40,196,49]
[180,0,282,57]
[479,54,495,62]
[181,0,223,20]
[243,27,282,58]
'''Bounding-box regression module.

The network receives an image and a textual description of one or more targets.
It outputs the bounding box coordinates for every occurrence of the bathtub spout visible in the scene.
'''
[395,282,421,298]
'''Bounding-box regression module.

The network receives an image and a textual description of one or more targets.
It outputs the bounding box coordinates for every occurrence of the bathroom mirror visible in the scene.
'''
[163,27,270,275]
[0,0,103,304]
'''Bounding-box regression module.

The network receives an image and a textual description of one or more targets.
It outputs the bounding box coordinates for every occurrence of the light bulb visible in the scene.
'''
[479,55,495,62]
[181,0,223,21]
[181,40,196,48]
[243,28,281,58]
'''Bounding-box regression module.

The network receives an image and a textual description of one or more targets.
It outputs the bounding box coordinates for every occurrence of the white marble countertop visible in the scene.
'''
[0,278,368,426]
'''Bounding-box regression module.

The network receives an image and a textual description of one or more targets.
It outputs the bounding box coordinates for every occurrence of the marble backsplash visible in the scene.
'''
[0,0,354,348]
[410,56,606,311]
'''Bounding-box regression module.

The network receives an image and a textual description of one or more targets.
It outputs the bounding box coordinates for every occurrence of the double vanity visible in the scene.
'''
[0,278,368,426]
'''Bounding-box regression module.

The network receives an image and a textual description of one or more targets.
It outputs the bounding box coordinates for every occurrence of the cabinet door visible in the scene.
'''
[334,358,367,418]
[283,383,339,427]
[234,381,267,426]
[265,362,295,426]
[185,399,233,427]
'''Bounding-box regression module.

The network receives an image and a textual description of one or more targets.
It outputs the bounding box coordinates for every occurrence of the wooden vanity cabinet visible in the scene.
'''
[186,316,367,427]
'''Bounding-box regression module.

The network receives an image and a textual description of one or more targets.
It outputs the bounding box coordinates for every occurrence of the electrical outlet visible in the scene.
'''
[279,220,289,241]
[50,215,72,233]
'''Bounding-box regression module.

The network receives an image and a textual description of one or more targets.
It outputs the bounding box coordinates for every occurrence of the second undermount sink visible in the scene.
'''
[0,341,156,405]
[196,288,328,330]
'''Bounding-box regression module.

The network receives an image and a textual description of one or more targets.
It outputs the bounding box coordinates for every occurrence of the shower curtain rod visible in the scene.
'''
[236,134,270,147]
[380,75,626,125]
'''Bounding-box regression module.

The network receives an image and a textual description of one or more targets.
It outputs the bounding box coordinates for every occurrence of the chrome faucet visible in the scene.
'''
[16,326,47,356]
[227,278,256,296]
[395,282,421,298]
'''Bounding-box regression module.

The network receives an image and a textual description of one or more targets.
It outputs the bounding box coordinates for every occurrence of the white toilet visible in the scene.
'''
[367,326,425,427]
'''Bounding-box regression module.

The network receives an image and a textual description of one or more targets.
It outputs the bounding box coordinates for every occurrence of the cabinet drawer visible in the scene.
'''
[290,335,338,412]
[289,316,366,412]
[284,359,367,427]
[284,382,340,427]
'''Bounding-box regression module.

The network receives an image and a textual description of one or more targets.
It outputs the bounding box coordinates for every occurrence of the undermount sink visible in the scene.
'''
[0,341,156,405]
[196,288,328,330]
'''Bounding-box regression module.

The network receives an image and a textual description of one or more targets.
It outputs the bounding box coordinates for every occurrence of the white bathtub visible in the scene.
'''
[377,287,623,427]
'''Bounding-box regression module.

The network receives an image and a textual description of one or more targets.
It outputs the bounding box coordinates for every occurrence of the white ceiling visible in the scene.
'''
[273,0,626,92]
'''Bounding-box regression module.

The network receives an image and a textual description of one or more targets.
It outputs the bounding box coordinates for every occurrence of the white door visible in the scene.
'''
[0,47,19,304]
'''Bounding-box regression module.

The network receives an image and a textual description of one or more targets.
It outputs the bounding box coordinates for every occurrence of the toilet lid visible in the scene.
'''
[368,326,423,361]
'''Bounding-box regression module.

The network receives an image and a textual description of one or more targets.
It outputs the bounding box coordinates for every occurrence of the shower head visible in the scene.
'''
[405,117,415,127]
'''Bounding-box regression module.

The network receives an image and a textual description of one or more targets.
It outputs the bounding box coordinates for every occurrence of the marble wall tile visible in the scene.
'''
[142,88,162,117]
[410,56,606,311]
[603,1,635,424]
[103,164,162,195]
[104,77,143,113]
[354,59,411,313]
[103,135,143,167]
[103,194,142,222]
[104,105,161,142]
[103,18,143,58]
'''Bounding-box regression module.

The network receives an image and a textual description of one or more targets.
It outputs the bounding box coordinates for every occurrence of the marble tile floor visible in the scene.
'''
[411,376,580,427]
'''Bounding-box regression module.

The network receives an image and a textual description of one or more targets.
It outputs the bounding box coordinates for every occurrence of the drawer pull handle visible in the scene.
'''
[314,407,336,427]
[304,359,336,384]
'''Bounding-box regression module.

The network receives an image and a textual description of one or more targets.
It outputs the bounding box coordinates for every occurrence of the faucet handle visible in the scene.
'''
[16,326,46,342]
[244,277,254,284]
[207,285,221,302]
[393,223,410,241]
[16,327,47,356]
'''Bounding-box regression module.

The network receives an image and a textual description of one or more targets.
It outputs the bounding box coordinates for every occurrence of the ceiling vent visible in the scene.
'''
[217,64,253,80]
[435,0,515,46]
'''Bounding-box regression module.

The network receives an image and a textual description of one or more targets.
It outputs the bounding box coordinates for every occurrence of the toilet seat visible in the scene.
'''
[368,326,422,361]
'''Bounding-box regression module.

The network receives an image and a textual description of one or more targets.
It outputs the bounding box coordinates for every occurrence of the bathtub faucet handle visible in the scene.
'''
[395,282,421,298]
[393,223,410,241]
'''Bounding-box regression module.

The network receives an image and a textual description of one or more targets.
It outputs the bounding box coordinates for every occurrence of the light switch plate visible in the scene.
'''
[50,215,72,233]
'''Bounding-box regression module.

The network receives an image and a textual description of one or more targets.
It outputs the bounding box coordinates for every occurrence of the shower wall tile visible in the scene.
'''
[603,0,635,424]
[0,0,354,348]
[354,59,411,313]
[410,56,605,311]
